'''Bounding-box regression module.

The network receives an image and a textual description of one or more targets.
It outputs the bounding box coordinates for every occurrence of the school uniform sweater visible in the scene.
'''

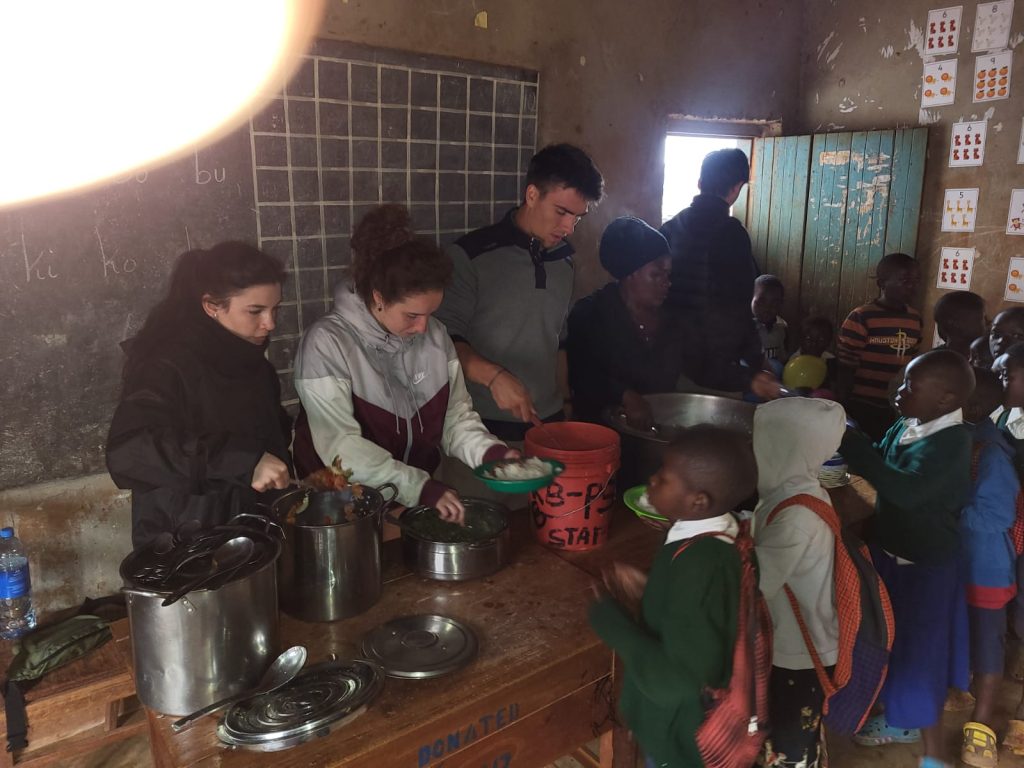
[840,416,972,565]
[960,417,1018,609]
[589,532,739,768]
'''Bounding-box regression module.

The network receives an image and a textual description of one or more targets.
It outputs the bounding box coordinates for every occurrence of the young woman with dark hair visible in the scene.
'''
[106,241,293,547]
[294,205,515,523]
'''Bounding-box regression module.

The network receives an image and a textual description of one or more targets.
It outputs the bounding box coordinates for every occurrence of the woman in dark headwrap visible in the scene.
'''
[567,216,684,429]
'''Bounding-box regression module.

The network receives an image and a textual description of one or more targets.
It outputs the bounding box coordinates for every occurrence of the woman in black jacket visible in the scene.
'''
[106,242,292,547]
[567,216,682,429]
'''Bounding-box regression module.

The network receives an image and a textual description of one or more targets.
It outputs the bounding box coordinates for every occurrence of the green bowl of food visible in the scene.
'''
[623,485,669,523]
[472,457,565,494]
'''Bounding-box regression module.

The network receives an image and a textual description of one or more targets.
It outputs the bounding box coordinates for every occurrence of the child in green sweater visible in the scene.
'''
[589,426,759,768]
[840,349,974,768]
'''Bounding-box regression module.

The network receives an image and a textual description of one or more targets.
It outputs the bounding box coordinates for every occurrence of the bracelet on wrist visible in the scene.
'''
[486,367,507,389]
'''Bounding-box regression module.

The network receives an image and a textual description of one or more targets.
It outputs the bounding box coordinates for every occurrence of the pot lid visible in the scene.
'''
[361,614,478,679]
[216,659,383,752]
[119,522,279,594]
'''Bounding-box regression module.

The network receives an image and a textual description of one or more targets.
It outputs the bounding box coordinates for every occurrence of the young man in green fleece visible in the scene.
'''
[840,349,974,768]
[589,426,759,768]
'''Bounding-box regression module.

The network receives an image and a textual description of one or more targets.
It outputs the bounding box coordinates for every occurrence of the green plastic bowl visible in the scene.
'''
[623,485,669,523]
[472,458,565,494]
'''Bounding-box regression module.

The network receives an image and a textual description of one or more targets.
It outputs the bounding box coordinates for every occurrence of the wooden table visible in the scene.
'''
[134,520,618,768]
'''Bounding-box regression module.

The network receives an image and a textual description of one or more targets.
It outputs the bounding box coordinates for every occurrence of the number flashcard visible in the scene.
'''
[972,0,1014,52]
[1005,257,1024,302]
[974,50,1013,103]
[1007,189,1024,235]
[949,120,987,166]
[936,247,975,290]
[942,188,980,232]
[923,60,958,107]
[927,6,963,54]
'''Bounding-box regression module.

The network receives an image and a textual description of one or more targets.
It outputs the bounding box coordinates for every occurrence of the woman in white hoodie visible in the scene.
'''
[293,205,514,522]
[752,397,846,768]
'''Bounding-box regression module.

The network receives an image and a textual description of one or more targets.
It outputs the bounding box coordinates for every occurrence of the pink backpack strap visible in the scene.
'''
[672,530,736,560]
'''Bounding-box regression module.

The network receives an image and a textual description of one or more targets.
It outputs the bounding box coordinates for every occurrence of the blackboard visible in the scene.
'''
[0,131,257,489]
[1,38,539,491]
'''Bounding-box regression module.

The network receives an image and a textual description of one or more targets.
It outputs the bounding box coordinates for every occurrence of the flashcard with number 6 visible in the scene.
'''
[936,247,975,290]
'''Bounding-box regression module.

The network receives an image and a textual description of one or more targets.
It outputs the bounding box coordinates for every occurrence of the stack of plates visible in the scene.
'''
[818,453,850,488]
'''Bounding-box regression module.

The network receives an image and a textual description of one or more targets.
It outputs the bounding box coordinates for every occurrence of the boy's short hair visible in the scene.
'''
[754,274,785,298]
[934,291,985,339]
[663,425,757,515]
[911,349,976,408]
[802,315,835,339]
[525,144,604,202]
[965,367,1003,423]
[994,307,1024,328]
[1003,341,1024,372]
[875,252,917,282]
[699,148,750,197]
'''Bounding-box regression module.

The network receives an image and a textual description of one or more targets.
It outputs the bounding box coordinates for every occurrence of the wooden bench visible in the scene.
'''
[0,617,145,767]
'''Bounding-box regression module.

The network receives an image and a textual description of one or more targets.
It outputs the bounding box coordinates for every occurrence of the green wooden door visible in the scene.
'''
[746,127,928,334]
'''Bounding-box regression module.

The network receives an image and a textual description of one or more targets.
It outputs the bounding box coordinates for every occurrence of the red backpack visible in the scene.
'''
[673,523,772,768]
[766,494,895,735]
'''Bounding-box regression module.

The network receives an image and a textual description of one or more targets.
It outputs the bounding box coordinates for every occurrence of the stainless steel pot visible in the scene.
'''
[604,393,756,488]
[120,522,282,717]
[386,498,510,581]
[270,483,397,622]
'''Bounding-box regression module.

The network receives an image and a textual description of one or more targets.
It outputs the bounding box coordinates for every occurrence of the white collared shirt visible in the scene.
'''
[990,406,1024,439]
[664,512,739,546]
[897,408,964,446]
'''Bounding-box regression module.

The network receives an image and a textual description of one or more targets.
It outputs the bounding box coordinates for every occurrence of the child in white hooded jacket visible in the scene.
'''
[752,397,846,768]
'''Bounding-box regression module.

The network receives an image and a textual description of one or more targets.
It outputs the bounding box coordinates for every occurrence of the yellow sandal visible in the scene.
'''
[962,721,999,768]
[1003,719,1024,757]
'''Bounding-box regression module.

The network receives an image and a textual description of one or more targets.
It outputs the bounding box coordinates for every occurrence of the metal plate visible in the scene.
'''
[361,614,478,679]
[216,659,383,752]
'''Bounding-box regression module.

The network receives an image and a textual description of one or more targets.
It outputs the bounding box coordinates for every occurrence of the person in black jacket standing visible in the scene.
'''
[106,242,292,548]
[661,148,765,394]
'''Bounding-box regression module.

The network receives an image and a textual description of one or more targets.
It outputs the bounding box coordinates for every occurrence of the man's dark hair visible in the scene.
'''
[525,143,604,202]
[1003,341,1024,373]
[754,274,785,298]
[699,148,750,197]
[909,349,976,407]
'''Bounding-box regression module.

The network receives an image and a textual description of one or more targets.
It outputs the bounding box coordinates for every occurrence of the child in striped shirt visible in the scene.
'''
[837,253,922,440]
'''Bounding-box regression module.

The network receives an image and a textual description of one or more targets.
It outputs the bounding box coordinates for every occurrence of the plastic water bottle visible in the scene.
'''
[0,528,36,639]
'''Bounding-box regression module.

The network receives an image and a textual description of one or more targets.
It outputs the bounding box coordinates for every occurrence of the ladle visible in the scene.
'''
[170,645,308,732]
[160,536,254,607]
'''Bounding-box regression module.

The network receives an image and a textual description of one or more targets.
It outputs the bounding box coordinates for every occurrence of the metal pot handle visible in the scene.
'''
[226,512,285,540]
[375,483,399,505]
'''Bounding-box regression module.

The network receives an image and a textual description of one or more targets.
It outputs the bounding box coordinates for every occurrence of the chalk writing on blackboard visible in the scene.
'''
[16,233,60,282]
[194,150,226,185]
[96,227,138,279]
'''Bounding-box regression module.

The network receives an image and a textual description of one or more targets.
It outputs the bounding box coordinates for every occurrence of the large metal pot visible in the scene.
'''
[386,498,510,581]
[270,483,397,622]
[120,521,282,717]
[604,393,756,489]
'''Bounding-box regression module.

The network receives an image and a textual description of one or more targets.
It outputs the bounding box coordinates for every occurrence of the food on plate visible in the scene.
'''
[485,457,553,481]
[636,491,656,514]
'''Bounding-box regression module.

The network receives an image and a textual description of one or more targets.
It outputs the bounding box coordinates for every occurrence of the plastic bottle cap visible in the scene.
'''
[0,528,13,539]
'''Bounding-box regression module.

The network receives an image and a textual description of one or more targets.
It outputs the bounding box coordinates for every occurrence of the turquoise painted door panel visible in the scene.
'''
[746,127,927,337]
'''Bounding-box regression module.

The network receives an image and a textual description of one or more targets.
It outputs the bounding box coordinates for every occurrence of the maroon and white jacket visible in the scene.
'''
[294,281,506,507]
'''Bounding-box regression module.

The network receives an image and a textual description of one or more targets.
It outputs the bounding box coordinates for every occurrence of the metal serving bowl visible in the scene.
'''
[604,393,755,488]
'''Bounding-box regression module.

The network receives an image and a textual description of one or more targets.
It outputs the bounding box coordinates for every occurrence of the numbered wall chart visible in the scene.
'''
[1006,257,1024,302]
[927,6,963,54]
[949,120,988,166]
[923,60,958,107]
[1007,189,1024,235]
[973,0,1014,52]
[974,50,1013,102]
[942,188,980,231]
[936,247,976,289]
[1018,117,1024,164]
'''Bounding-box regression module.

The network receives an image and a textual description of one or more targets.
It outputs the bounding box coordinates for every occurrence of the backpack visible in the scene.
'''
[672,523,772,768]
[766,494,895,735]
[2,596,124,753]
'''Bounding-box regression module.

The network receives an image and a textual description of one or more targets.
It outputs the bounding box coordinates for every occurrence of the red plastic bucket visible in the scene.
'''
[525,422,621,551]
